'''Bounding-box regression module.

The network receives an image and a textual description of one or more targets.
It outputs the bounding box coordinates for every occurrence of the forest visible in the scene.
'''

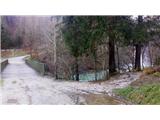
[1,16,160,104]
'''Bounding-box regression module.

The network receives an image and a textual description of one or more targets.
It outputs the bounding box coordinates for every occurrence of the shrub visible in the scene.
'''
[143,67,155,75]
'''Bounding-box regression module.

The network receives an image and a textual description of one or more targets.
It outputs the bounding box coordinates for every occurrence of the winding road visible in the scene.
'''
[1,56,141,105]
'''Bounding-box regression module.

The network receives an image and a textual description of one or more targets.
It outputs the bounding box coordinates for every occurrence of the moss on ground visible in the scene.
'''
[153,72,160,77]
[115,84,160,105]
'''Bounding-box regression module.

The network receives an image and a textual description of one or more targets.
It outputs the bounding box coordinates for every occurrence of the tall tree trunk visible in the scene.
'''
[109,37,116,74]
[135,16,143,71]
[75,57,79,81]
[53,25,57,79]
[55,64,58,79]
[135,44,141,71]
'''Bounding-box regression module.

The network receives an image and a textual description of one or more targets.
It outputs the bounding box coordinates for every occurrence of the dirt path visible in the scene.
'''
[1,56,141,105]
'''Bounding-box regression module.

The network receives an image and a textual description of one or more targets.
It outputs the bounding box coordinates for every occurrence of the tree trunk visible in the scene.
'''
[55,64,58,79]
[116,44,120,71]
[135,44,141,71]
[141,47,145,69]
[93,51,98,81]
[109,37,116,74]
[134,16,143,71]
[75,57,79,81]
[148,44,153,66]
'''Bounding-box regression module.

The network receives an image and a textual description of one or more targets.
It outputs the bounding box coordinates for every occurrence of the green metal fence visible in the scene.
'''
[74,70,109,81]
[25,58,46,75]
[1,59,8,71]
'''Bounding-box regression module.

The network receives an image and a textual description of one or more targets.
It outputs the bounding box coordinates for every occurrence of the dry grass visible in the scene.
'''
[131,66,160,87]
[143,67,155,75]
[131,74,160,87]
[1,49,28,58]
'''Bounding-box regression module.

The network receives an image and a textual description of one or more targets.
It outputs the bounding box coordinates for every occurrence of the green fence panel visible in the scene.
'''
[1,59,8,71]
[25,59,45,75]
[74,70,108,81]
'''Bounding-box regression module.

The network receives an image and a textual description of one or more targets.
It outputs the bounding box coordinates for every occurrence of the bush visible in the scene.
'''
[143,67,155,75]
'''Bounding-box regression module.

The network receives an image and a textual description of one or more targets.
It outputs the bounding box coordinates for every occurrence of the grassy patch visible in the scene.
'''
[153,72,160,77]
[115,84,160,104]
[14,51,27,57]
[1,49,27,58]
